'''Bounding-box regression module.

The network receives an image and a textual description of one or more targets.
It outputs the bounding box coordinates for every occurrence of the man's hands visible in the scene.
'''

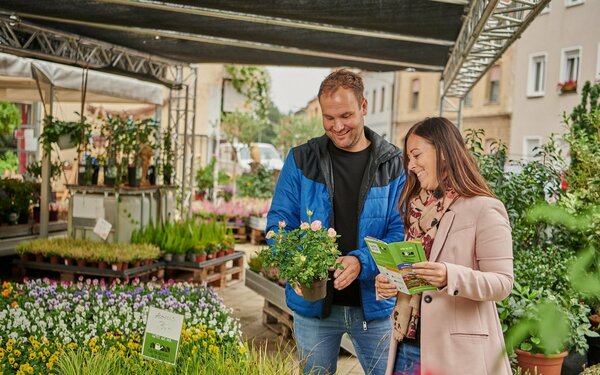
[375,274,398,299]
[333,256,361,290]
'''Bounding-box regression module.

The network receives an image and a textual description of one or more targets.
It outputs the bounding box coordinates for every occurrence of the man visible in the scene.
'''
[266,69,405,374]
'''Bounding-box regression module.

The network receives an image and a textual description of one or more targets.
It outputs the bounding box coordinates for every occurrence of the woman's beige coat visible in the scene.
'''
[419,196,513,375]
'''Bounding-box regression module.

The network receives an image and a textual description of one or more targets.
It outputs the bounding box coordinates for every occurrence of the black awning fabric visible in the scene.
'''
[0,0,467,72]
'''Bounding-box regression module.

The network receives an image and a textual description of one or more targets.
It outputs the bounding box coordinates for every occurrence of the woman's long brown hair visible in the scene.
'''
[399,117,495,229]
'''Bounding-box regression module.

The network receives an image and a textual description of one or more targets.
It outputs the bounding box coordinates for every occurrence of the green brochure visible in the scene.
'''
[365,236,437,295]
[141,306,184,366]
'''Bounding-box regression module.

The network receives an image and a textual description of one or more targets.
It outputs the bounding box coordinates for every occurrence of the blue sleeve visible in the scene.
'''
[266,150,301,239]
[349,170,406,281]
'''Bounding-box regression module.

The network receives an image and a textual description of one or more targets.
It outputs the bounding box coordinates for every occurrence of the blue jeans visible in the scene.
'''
[293,305,392,375]
[393,341,421,375]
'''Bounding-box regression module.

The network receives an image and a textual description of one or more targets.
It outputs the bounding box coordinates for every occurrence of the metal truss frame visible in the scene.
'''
[442,0,551,99]
[0,13,184,87]
[167,66,198,217]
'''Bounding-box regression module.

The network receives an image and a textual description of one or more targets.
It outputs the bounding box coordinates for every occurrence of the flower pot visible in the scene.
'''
[561,351,586,375]
[35,254,44,263]
[57,134,77,149]
[226,248,235,255]
[6,212,19,225]
[132,261,142,268]
[145,259,153,266]
[147,165,156,185]
[64,258,75,266]
[128,166,141,187]
[111,263,122,271]
[164,171,172,185]
[299,278,327,302]
[587,335,600,366]
[174,253,186,263]
[217,250,225,258]
[186,252,196,262]
[49,210,59,222]
[163,253,173,262]
[196,254,207,263]
[76,259,87,268]
[20,254,32,262]
[98,261,108,270]
[49,255,60,265]
[516,349,568,375]
[207,252,215,260]
[91,165,100,185]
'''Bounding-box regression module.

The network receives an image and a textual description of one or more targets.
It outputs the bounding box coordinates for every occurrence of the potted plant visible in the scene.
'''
[162,129,174,185]
[195,157,230,199]
[500,282,595,375]
[259,209,342,301]
[39,115,90,152]
[558,80,578,94]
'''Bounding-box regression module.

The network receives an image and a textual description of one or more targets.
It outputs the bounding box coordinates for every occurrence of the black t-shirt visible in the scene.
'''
[327,140,372,306]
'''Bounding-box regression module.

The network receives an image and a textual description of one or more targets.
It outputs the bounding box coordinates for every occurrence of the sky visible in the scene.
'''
[266,66,330,114]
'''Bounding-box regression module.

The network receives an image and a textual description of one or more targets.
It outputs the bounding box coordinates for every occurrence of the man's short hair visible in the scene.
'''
[318,69,364,104]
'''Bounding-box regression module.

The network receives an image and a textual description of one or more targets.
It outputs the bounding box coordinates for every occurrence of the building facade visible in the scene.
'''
[510,0,600,160]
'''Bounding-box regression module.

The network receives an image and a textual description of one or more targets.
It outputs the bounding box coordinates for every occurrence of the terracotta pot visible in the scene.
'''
[98,261,108,270]
[207,253,215,260]
[64,258,75,266]
[299,278,327,302]
[217,250,225,258]
[111,263,123,271]
[122,263,129,270]
[20,254,32,262]
[49,255,60,265]
[226,248,234,255]
[133,261,141,268]
[516,349,568,375]
[76,259,87,268]
[145,259,153,266]
[35,254,45,263]
[196,254,207,263]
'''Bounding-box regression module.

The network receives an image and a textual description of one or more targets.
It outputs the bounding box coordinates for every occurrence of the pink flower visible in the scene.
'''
[266,230,276,239]
[300,222,310,230]
[310,220,322,231]
[327,228,337,238]
[278,221,286,228]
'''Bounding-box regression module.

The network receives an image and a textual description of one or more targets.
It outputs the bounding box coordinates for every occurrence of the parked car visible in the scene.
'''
[218,142,283,175]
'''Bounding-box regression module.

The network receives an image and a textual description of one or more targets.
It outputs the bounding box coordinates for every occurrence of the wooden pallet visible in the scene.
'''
[262,299,293,339]
[250,228,266,245]
[228,223,247,243]
[166,251,245,290]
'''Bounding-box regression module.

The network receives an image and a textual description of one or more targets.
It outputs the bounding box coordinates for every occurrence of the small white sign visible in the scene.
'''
[142,306,184,365]
[93,218,112,240]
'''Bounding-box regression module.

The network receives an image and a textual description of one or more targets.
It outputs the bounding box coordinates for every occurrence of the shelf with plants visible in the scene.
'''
[15,238,160,270]
[130,219,235,264]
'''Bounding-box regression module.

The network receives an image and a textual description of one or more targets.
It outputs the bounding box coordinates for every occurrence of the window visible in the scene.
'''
[528,53,546,97]
[464,91,473,107]
[410,79,420,111]
[523,136,541,160]
[560,47,581,89]
[380,87,385,112]
[565,0,584,8]
[488,65,501,103]
[372,89,376,114]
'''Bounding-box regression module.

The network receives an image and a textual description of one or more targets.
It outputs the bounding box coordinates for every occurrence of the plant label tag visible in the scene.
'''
[142,307,184,366]
[93,218,112,240]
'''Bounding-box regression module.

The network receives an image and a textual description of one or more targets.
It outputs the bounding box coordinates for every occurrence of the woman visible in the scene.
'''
[377,117,513,375]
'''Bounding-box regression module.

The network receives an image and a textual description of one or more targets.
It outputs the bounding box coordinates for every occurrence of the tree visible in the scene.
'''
[275,114,323,153]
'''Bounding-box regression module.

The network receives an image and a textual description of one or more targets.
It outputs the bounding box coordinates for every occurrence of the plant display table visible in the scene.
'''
[67,185,176,243]
[165,251,245,289]
[245,269,356,356]
[13,259,165,282]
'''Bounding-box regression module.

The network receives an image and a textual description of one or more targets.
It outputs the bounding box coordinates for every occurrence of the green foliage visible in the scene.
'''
[0,101,20,135]
[0,178,38,222]
[0,150,17,175]
[225,65,271,122]
[236,165,275,199]
[26,159,63,182]
[248,253,264,273]
[196,157,230,192]
[466,129,574,295]
[275,114,323,152]
[259,210,342,287]
[39,115,91,153]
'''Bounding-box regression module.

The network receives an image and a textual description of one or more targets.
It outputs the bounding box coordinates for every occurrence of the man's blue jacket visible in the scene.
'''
[266,127,406,321]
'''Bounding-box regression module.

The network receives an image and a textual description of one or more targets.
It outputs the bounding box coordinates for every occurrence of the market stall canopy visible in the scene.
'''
[0,52,164,104]
[0,1,465,74]
[0,0,549,95]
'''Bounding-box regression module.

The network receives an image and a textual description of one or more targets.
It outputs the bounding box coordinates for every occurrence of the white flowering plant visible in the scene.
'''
[261,210,342,288]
